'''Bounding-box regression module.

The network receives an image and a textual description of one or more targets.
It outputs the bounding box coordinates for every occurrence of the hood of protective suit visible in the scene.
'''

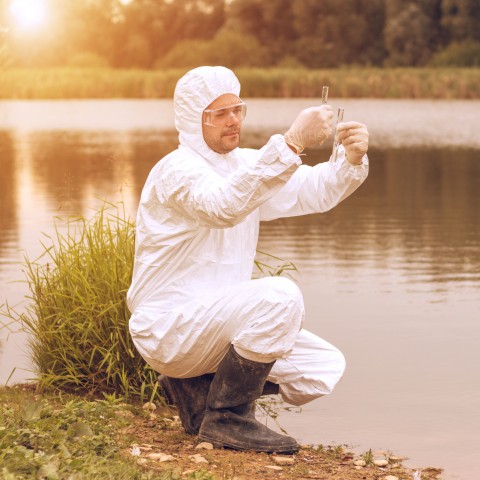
[174,66,241,164]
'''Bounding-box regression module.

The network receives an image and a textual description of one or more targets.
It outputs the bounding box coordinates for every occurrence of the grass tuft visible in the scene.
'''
[1,202,160,401]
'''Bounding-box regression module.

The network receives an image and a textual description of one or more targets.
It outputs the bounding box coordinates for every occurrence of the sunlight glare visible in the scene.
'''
[9,0,48,30]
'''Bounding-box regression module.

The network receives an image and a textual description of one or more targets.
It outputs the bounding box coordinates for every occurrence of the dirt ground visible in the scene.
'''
[120,404,444,480]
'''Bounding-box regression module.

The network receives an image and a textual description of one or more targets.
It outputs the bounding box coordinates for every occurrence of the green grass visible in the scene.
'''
[0,384,215,480]
[0,67,478,99]
[1,202,160,401]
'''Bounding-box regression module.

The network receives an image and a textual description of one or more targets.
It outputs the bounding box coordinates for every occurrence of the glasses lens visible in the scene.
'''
[204,102,246,126]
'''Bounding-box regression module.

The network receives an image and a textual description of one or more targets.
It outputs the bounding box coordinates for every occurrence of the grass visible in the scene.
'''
[0,67,478,99]
[0,384,214,480]
[1,202,160,401]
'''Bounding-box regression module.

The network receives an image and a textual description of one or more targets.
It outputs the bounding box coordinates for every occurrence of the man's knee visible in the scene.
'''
[259,276,304,328]
[278,344,346,406]
[232,277,305,362]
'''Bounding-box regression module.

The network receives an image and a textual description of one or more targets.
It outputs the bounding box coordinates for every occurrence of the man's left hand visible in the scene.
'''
[336,122,369,165]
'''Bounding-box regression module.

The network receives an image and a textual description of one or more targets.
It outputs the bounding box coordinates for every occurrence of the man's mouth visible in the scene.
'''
[224,131,239,137]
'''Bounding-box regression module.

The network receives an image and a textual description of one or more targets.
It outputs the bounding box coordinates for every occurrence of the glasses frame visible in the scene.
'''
[203,101,247,127]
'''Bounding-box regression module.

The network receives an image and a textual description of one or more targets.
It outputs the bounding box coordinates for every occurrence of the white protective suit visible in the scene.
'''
[127,66,369,406]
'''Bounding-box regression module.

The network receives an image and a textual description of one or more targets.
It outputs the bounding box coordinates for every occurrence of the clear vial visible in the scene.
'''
[332,107,344,162]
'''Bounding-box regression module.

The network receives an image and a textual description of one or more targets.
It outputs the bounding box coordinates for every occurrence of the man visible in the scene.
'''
[127,66,369,453]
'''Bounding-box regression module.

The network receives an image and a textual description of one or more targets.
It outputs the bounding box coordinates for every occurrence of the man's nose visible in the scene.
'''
[226,111,240,126]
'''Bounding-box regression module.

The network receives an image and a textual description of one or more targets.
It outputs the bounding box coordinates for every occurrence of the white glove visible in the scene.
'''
[336,121,369,165]
[284,105,333,154]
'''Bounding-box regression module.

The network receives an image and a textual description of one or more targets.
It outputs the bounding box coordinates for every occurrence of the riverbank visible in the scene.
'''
[0,67,478,99]
[0,384,443,480]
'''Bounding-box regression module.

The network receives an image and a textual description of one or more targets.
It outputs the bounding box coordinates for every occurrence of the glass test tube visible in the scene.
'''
[321,86,329,104]
[332,107,344,162]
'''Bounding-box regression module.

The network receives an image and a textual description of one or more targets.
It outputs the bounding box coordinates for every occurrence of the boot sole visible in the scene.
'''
[198,432,299,454]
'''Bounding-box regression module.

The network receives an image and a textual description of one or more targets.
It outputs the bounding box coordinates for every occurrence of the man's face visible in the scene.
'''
[202,94,245,154]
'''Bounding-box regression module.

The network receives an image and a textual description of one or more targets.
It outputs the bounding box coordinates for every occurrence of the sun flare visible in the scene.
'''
[9,0,48,30]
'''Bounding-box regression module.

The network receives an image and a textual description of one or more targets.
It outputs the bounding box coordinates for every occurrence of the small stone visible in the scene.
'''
[142,402,156,411]
[115,409,134,418]
[196,442,214,450]
[389,455,403,462]
[384,476,399,480]
[189,454,209,464]
[146,452,175,462]
[265,466,283,471]
[273,455,295,466]
[355,466,363,470]
[353,459,366,467]
[130,446,141,457]
[374,459,389,467]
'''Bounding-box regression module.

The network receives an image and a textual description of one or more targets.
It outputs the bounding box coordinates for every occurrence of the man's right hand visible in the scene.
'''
[284,105,333,154]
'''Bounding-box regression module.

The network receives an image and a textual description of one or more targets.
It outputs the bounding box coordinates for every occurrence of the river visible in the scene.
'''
[0,99,479,479]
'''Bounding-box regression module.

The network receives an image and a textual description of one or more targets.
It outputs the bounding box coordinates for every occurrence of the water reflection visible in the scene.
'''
[0,127,479,479]
[0,131,18,260]
[1,129,479,292]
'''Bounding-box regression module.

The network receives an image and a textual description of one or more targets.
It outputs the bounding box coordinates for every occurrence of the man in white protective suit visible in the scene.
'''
[127,66,369,453]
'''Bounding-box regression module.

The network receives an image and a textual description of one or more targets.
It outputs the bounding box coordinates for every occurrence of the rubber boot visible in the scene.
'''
[198,345,299,453]
[159,374,279,435]
[159,373,214,435]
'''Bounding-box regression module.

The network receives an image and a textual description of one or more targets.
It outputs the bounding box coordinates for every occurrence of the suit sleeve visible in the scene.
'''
[259,146,369,221]
[156,134,302,228]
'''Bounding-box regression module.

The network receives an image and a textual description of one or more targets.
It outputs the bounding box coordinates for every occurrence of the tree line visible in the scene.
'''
[1,0,479,69]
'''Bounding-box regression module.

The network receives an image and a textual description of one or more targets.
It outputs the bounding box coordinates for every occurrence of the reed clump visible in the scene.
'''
[2,203,160,400]
[0,67,478,99]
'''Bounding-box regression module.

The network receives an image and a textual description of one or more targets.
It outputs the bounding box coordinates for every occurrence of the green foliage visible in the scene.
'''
[1,203,160,401]
[0,387,144,479]
[156,30,270,69]
[1,0,479,69]
[384,3,437,66]
[429,41,480,67]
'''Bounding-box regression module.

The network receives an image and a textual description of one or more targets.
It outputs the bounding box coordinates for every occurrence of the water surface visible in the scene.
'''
[0,99,479,479]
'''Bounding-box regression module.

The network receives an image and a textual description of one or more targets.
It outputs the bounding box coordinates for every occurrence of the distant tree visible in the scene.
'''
[291,0,386,68]
[117,0,225,68]
[156,29,269,69]
[384,1,438,66]
[429,40,480,66]
[228,0,297,65]
[441,0,480,43]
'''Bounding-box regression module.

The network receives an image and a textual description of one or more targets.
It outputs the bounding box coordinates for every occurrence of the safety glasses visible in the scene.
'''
[203,102,247,127]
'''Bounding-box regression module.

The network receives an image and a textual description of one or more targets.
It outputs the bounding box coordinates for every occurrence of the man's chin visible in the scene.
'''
[222,134,240,150]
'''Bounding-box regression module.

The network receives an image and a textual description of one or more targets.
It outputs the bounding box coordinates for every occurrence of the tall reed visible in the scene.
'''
[0,67,478,99]
[2,203,160,400]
